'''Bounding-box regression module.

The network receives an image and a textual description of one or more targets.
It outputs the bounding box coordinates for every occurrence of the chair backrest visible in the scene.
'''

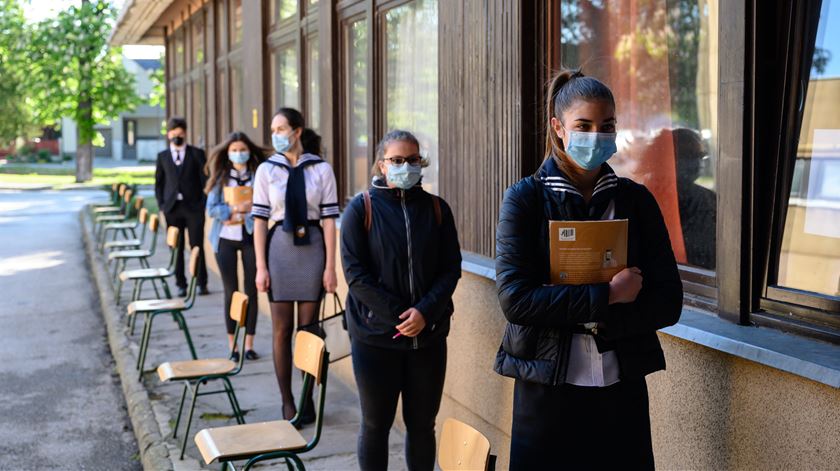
[293,331,326,385]
[438,418,492,471]
[112,182,118,192]
[133,196,144,211]
[118,184,127,196]
[166,226,180,248]
[149,214,159,232]
[188,246,201,278]
[138,208,148,225]
[229,291,249,327]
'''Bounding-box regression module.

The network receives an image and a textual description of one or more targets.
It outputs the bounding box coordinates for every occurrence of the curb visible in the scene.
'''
[80,211,174,471]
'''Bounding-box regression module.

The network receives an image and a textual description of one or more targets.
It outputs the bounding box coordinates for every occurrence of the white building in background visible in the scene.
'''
[59,55,165,162]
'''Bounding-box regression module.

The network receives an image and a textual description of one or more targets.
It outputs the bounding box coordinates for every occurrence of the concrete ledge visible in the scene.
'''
[80,211,174,471]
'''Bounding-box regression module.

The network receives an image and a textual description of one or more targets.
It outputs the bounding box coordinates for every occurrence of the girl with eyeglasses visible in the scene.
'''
[340,130,462,471]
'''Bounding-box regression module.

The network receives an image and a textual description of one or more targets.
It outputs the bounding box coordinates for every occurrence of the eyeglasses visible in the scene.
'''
[384,155,422,166]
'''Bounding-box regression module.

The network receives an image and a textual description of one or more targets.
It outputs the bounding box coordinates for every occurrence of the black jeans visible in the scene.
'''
[216,235,258,335]
[351,339,447,471]
[510,377,655,471]
[165,202,208,288]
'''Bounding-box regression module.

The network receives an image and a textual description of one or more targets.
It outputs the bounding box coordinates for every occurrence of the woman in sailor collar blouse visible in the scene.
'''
[251,108,340,424]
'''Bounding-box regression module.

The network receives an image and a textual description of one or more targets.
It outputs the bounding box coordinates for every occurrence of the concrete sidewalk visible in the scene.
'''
[82,204,407,470]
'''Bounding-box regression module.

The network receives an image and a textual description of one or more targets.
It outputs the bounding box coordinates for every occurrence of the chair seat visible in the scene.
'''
[103,221,137,230]
[119,267,172,281]
[96,215,127,223]
[195,421,308,465]
[157,358,237,382]
[93,206,120,213]
[109,249,152,260]
[105,239,141,249]
[128,298,185,314]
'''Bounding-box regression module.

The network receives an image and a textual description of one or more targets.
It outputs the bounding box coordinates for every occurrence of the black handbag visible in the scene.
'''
[300,293,351,363]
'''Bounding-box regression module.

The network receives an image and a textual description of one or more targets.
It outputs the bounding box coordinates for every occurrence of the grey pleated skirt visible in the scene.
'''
[267,225,325,302]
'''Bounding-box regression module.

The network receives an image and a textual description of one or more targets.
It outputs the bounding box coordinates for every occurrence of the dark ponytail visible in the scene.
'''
[544,68,616,159]
[272,107,322,156]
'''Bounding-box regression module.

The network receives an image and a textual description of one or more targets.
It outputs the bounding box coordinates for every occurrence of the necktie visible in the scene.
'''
[175,151,181,165]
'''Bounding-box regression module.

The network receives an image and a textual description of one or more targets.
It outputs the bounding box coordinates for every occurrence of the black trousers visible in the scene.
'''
[165,202,208,288]
[510,377,655,471]
[216,236,258,335]
[351,339,447,471]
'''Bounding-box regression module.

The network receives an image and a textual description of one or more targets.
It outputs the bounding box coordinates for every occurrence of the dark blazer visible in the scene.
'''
[494,163,683,386]
[155,145,207,214]
[341,179,462,351]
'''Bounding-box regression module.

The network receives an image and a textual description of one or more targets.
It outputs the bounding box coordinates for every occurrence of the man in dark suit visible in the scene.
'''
[155,117,209,296]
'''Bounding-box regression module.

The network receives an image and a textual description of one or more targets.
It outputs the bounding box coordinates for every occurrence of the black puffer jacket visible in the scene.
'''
[341,179,462,350]
[494,159,683,386]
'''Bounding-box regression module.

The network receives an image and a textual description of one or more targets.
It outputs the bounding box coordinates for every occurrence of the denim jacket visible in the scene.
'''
[206,183,254,253]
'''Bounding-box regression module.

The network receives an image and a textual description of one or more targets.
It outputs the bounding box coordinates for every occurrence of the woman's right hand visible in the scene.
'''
[255,267,270,293]
[608,267,643,304]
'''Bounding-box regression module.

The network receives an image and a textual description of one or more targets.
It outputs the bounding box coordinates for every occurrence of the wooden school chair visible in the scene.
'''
[91,183,126,215]
[158,291,250,459]
[94,190,139,237]
[438,418,495,471]
[100,207,150,252]
[108,213,160,284]
[128,246,201,381]
[116,226,180,306]
[194,331,329,471]
[90,182,123,210]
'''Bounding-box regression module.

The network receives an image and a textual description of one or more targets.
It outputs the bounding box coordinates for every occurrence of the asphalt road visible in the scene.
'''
[0,189,141,470]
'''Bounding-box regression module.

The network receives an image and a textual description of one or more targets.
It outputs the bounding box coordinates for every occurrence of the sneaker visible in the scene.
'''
[230,351,240,362]
[245,350,259,361]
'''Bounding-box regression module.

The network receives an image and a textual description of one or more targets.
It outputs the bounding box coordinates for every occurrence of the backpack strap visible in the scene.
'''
[432,195,442,226]
[363,190,372,232]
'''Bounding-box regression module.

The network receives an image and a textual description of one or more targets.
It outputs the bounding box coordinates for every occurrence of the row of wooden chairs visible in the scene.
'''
[92,184,495,470]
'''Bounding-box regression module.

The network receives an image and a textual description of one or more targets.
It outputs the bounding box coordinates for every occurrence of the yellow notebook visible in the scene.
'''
[548,219,628,285]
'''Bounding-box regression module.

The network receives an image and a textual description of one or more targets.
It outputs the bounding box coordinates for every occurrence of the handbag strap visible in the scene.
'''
[320,293,344,321]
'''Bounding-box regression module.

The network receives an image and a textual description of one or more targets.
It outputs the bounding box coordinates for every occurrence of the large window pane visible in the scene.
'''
[192,13,205,65]
[273,46,300,111]
[231,64,243,131]
[175,29,185,76]
[778,0,840,297]
[561,0,719,270]
[384,0,439,194]
[306,35,320,131]
[218,68,228,137]
[277,0,297,22]
[230,0,242,47]
[192,79,206,147]
[215,0,226,54]
[346,19,368,197]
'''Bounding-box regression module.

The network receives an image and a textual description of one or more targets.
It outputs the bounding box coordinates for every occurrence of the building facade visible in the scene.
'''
[112,1,840,469]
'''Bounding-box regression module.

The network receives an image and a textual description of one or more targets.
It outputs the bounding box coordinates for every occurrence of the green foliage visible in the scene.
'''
[148,55,167,110]
[0,0,36,144]
[27,0,141,145]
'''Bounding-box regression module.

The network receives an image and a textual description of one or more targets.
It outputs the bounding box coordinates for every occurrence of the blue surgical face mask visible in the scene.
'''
[386,162,422,189]
[563,130,617,170]
[228,151,250,165]
[272,133,292,154]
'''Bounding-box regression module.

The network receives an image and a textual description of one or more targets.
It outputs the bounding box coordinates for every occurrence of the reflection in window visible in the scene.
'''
[384,0,439,194]
[778,0,840,297]
[231,0,243,46]
[274,46,300,110]
[193,14,205,65]
[231,65,243,131]
[561,0,719,270]
[175,30,184,76]
[193,79,206,147]
[306,35,320,131]
[278,0,297,21]
[346,19,368,197]
[218,69,228,136]
[215,0,226,53]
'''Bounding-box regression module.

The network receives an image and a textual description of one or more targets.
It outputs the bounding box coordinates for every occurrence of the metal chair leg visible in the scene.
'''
[172,382,189,439]
[222,377,245,424]
[175,311,198,360]
[179,380,202,459]
[161,279,172,299]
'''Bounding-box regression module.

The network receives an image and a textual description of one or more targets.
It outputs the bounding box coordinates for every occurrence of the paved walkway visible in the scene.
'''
[94,199,407,469]
[0,190,140,470]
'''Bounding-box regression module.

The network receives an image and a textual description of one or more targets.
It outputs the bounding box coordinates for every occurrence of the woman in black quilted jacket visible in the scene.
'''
[494,69,683,470]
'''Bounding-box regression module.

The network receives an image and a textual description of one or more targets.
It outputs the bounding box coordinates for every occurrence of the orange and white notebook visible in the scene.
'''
[548,219,628,285]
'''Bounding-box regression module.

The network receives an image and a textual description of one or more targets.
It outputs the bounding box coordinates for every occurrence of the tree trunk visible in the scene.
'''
[75,0,93,183]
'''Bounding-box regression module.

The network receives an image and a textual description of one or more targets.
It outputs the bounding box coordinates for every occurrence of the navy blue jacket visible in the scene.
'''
[341,180,462,350]
[494,159,683,386]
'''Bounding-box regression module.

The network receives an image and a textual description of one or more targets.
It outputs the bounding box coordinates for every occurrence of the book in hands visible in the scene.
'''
[549,219,628,285]
[223,186,253,225]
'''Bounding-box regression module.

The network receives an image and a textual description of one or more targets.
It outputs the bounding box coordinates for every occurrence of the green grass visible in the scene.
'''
[0,166,155,187]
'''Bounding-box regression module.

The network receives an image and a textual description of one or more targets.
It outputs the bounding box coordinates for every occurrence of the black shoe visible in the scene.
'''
[229,351,240,362]
[177,287,187,297]
[244,350,259,361]
[198,286,210,296]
